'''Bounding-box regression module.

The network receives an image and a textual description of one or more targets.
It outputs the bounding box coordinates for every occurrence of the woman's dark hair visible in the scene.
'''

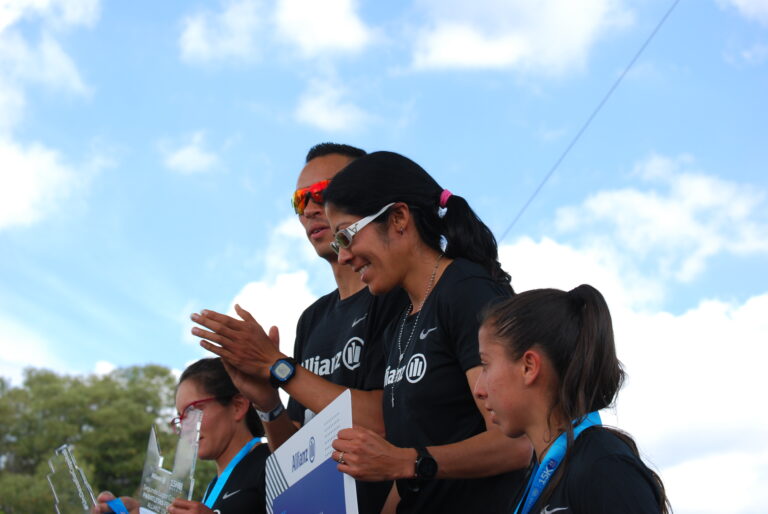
[178,358,264,438]
[481,285,669,513]
[323,151,513,292]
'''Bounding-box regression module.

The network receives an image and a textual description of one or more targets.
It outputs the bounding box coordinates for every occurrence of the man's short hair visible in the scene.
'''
[305,143,366,163]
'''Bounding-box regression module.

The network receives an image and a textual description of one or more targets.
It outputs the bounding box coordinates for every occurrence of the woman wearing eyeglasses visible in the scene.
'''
[321,151,532,513]
[474,285,670,514]
[94,358,268,514]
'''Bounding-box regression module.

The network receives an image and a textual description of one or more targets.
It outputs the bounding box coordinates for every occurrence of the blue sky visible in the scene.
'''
[1,1,767,512]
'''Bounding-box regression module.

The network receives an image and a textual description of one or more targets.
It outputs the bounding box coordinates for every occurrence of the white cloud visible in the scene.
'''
[612,294,768,514]
[294,79,370,132]
[500,236,663,308]
[720,0,768,25]
[222,270,318,407]
[179,0,264,63]
[188,216,330,354]
[228,271,317,359]
[223,217,327,404]
[0,315,65,384]
[0,13,92,125]
[499,160,768,512]
[163,132,219,174]
[0,77,24,134]
[0,0,96,231]
[93,360,116,376]
[412,0,632,74]
[0,138,80,229]
[499,236,768,514]
[0,0,99,32]
[554,153,768,283]
[0,30,89,94]
[260,217,319,275]
[735,42,768,65]
[274,0,371,57]
[662,449,768,513]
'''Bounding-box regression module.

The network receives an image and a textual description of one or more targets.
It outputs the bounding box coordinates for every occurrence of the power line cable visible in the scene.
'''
[498,0,682,243]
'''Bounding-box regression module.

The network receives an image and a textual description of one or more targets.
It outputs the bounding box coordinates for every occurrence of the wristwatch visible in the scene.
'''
[414,447,438,480]
[269,357,298,389]
[256,401,285,422]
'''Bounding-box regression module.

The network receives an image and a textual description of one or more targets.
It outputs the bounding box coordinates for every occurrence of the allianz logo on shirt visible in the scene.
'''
[384,353,428,386]
[291,436,316,472]
[301,337,364,375]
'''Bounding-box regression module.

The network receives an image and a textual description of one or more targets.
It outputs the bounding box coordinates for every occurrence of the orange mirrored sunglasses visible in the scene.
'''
[291,179,331,215]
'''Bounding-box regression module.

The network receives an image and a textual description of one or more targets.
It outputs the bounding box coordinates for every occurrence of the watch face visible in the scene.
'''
[273,361,293,380]
[417,456,438,478]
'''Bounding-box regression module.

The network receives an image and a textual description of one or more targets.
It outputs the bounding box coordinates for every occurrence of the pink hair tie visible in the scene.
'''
[439,189,453,207]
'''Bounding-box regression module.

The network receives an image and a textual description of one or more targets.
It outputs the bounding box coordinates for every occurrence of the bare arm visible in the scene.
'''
[282,368,385,435]
[331,366,531,481]
[193,305,384,435]
[219,360,301,451]
[428,366,531,477]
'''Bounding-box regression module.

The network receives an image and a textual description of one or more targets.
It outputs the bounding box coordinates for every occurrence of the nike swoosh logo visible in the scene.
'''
[419,327,437,339]
[222,490,241,500]
[351,314,367,327]
[541,506,568,514]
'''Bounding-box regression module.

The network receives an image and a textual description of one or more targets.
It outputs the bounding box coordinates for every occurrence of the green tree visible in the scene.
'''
[0,366,216,514]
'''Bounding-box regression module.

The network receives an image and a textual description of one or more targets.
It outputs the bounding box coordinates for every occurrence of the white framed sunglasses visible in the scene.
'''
[330,202,396,255]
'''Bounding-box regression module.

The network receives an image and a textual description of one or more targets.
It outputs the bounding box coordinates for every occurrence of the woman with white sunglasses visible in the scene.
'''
[322,151,532,514]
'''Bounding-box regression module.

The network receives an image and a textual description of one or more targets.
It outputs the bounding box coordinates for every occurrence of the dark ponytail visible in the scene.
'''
[178,358,264,438]
[559,284,624,422]
[481,285,670,513]
[324,151,513,292]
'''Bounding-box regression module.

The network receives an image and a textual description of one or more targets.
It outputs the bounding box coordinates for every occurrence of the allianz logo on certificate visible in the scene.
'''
[291,436,316,472]
[301,337,365,375]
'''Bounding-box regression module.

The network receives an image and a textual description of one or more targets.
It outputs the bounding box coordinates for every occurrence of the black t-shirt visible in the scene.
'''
[524,427,663,514]
[288,286,406,424]
[382,258,522,514]
[288,286,408,514]
[204,443,270,513]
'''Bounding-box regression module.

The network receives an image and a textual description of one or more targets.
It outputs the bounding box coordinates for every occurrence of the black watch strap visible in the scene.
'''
[414,446,438,480]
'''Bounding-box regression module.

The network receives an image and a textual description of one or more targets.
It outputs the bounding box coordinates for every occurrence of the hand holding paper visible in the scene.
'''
[332,427,415,482]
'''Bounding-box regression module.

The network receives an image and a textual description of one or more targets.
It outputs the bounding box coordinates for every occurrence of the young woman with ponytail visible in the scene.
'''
[323,151,531,513]
[475,285,670,514]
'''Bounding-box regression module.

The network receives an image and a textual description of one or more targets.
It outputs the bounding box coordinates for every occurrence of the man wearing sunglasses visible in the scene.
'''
[192,143,407,514]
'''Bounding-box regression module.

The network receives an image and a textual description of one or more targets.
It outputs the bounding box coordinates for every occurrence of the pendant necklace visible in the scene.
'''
[391,253,443,407]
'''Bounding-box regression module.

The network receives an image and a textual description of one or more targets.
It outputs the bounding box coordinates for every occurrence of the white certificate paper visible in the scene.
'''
[266,389,358,514]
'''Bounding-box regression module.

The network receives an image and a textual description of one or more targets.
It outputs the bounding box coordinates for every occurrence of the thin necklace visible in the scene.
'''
[392,253,443,407]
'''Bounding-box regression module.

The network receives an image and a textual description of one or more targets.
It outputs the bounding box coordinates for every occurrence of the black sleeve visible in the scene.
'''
[571,454,662,514]
[444,276,508,372]
[360,330,387,390]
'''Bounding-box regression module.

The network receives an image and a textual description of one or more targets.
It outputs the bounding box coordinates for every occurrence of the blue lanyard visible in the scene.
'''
[514,411,601,514]
[202,437,260,508]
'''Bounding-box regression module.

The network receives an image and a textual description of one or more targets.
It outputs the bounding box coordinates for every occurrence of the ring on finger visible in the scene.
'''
[337,451,346,464]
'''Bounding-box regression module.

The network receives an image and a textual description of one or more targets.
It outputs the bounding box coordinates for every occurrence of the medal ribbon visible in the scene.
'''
[514,411,601,514]
[202,437,260,508]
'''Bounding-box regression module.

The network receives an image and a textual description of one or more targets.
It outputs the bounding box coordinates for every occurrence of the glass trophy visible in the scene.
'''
[138,407,202,514]
[47,444,97,514]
